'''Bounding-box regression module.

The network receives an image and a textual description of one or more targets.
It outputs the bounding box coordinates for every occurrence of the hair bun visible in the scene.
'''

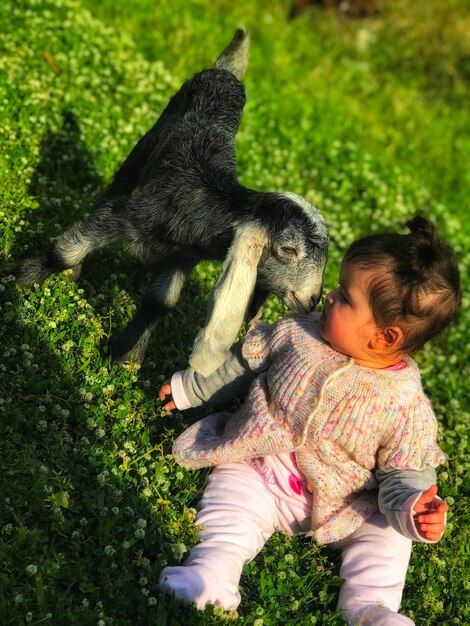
[405,215,435,241]
[405,215,437,275]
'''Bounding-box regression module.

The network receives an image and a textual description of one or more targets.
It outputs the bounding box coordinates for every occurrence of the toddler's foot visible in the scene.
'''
[352,605,414,625]
[159,564,241,611]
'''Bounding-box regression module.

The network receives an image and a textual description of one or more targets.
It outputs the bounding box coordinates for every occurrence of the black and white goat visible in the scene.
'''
[7,29,329,376]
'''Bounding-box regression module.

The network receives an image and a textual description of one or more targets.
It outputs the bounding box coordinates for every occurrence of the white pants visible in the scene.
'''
[160,463,414,625]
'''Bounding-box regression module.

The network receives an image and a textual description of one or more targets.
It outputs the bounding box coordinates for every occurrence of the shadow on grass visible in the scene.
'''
[0,110,210,625]
[0,299,206,625]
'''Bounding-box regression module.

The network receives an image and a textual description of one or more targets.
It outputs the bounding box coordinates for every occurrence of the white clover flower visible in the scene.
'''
[26,564,38,576]
[102,384,114,396]
[104,545,115,557]
[148,597,157,606]
[171,543,187,559]
[134,528,145,539]
[186,508,197,521]
[136,518,147,529]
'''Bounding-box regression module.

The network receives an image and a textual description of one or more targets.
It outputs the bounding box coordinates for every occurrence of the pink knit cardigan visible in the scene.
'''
[173,314,445,544]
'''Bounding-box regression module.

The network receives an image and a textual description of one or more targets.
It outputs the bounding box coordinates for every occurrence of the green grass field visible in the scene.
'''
[1,0,469,624]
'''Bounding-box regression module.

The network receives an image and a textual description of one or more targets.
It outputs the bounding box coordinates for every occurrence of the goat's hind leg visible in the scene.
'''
[112,256,197,366]
[7,202,127,288]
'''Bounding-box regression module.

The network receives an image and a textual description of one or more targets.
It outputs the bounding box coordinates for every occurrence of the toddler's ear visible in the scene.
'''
[373,326,404,350]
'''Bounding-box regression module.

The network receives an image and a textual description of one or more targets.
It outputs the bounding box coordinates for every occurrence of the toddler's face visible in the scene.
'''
[319,262,381,365]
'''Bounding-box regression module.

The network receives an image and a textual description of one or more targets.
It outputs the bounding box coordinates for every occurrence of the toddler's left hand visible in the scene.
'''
[413,485,448,541]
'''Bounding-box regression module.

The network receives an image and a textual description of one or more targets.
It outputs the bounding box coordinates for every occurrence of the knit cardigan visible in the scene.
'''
[173,314,445,544]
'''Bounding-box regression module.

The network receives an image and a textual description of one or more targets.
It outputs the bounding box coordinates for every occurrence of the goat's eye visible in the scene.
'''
[280,246,298,257]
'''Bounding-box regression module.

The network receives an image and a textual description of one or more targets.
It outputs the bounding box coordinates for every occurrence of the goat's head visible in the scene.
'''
[256,192,328,313]
[189,191,328,376]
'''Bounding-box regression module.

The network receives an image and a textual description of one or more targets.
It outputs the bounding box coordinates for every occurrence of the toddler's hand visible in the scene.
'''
[413,485,448,541]
[158,381,176,412]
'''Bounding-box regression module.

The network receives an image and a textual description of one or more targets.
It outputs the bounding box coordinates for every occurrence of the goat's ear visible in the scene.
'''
[189,222,268,376]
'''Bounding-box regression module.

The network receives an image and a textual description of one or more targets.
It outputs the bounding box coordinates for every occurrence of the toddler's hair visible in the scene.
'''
[343,216,461,354]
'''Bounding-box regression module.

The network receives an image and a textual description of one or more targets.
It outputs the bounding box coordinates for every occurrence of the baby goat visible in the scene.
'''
[7,29,329,376]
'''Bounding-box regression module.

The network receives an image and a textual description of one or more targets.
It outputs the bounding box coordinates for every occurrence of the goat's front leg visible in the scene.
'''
[112,259,196,366]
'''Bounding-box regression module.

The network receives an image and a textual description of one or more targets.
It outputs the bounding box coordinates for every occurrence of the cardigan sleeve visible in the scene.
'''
[171,342,256,409]
[377,400,446,471]
[376,466,445,543]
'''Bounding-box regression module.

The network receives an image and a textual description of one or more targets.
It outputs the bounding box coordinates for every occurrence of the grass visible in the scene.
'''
[0,0,469,624]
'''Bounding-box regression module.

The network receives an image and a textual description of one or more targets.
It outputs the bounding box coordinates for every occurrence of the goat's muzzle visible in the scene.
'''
[288,290,321,314]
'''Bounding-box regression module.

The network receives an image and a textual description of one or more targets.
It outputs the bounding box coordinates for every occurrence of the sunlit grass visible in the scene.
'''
[1,0,469,624]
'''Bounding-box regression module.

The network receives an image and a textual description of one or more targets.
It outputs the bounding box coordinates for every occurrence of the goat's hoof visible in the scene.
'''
[115,359,141,372]
[63,263,82,282]
[112,351,142,371]
[112,345,144,370]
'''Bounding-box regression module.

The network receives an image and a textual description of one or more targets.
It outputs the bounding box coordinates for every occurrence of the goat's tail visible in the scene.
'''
[214,28,250,80]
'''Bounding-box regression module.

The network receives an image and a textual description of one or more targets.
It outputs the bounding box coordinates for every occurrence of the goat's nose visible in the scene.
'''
[310,294,321,309]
